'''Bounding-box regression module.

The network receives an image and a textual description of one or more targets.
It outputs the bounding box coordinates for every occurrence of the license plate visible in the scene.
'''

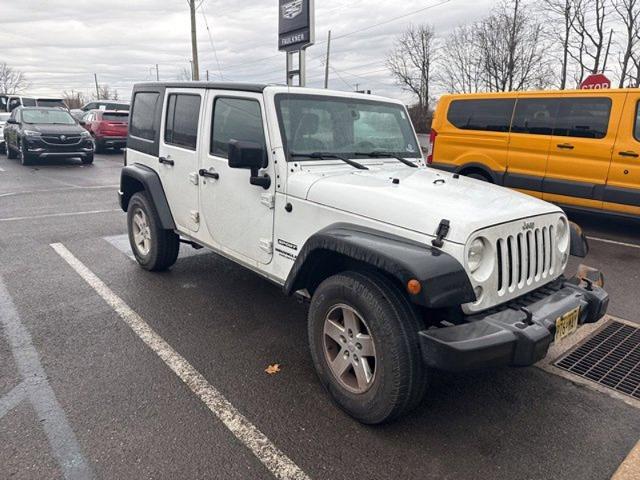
[555,306,580,342]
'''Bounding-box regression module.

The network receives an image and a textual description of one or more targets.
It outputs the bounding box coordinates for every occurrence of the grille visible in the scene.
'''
[496,226,555,295]
[42,135,82,145]
[555,321,640,399]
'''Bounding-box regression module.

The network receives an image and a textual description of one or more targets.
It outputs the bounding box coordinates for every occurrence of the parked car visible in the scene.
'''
[4,95,67,112]
[428,89,640,219]
[80,100,130,112]
[0,112,10,153]
[119,82,608,424]
[80,109,129,152]
[3,107,94,165]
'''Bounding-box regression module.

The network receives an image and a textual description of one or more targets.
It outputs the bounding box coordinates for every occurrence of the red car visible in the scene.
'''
[80,110,129,152]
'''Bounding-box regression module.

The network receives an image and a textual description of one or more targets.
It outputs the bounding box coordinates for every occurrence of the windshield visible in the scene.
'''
[22,109,76,125]
[275,94,420,159]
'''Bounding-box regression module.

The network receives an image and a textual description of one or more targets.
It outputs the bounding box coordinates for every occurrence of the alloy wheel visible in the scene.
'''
[131,208,152,256]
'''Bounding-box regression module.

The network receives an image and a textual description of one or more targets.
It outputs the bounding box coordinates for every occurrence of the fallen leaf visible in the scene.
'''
[265,364,281,375]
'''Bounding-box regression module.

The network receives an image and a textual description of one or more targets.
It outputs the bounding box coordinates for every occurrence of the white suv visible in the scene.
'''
[119,82,608,424]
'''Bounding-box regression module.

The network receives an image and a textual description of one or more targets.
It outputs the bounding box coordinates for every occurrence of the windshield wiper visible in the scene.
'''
[355,151,418,168]
[290,152,369,170]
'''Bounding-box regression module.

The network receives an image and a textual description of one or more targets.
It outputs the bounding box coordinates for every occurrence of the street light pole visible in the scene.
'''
[189,0,200,81]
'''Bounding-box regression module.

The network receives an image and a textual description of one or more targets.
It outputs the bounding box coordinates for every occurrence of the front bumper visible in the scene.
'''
[25,137,94,158]
[419,276,608,372]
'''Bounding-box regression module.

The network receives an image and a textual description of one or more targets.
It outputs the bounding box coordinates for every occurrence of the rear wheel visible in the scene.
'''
[308,271,427,424]
[465,171,491,182]
[94,139,104,153]
[127,192,179,271]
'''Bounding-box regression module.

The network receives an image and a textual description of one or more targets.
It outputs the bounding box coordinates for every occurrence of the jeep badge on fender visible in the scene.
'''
[118,82,609,424]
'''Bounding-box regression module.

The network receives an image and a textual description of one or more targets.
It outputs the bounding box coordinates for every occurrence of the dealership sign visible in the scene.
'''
[580,74,611,90]
[278,0,314,51]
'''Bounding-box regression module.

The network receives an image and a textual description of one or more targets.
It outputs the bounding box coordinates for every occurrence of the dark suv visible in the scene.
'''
[3,107,94,165]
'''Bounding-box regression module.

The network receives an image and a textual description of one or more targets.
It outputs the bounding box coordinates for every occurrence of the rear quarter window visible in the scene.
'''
[634,101,640,142]
[130,92,160,140]
[447,99,515,133]
[164,94,201,150]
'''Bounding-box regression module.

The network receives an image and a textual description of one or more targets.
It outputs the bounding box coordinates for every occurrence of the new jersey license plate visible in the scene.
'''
[555,306,580,342]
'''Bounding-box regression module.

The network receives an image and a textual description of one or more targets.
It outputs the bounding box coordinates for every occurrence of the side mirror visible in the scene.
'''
[569,221,589,257]
[228,139,271,189]
[6,118,17,124]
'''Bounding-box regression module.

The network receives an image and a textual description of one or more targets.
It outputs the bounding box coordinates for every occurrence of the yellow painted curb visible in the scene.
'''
[612,440,640,480]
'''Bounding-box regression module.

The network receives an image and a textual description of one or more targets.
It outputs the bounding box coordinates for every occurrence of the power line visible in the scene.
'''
[199,5,224,80]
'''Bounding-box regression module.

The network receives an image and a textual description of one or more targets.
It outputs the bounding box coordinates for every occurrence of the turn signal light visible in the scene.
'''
[407,279,422,295]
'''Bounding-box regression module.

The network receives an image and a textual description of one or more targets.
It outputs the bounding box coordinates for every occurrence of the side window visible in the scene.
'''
[447,99,515,132]
[554,97,611,139]
[164,94,201,150]
[130,92,160,140]
[211,97,265,158]
[8,98,21,111]
[634,101,640,142]
[84,103,96,111]
[512,98,559,135]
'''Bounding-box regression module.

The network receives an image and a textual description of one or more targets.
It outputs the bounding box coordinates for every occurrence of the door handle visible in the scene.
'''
[199,168,219,180]
[159,156,174,166]
[619,151,639,158]
[557,143,574,150]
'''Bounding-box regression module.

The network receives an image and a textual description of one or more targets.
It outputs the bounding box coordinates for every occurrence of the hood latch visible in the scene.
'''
[432,219,450,248]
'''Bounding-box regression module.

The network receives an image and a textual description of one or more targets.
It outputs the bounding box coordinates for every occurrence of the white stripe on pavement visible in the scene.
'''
[0,184,119,199]
[0,209,121,222]
[587,236,640,250]
[50,243,310,480]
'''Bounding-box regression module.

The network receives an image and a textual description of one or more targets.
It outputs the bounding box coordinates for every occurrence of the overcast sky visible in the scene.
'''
[0,0,494,103]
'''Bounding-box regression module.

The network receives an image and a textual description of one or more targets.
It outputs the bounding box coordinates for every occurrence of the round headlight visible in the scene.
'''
[556,217,570,253]
[467,238,485,273]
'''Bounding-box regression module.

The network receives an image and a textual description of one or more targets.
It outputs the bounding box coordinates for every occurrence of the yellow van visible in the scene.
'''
[428,89,640,218]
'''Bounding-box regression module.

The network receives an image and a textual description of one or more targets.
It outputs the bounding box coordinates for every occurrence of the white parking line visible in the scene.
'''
[587,236,640,250]
[50,243,310,480]
[0,184,119,199]
[0,209,121,222]
[0,167,5,172]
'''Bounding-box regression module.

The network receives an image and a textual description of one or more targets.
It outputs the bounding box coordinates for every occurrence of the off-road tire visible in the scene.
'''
[127,191,179,271]
[308,271,427,424]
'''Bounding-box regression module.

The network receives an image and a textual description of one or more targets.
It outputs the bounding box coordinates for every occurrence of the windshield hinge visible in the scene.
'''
[261,193,275,209]
[431,219,450,248]
[259,238,273,254]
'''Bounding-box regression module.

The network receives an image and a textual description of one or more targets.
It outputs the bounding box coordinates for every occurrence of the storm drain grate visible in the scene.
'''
[554,321,640,399]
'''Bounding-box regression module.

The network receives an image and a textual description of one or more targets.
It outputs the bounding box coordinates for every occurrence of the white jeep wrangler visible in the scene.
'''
[119,82,608,424]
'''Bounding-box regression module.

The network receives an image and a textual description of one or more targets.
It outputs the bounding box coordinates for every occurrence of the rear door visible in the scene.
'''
[543,94,624,210]
[505,96,558,199]
[604,92,640,216]
[199,91,274,265]
[158,89,204,233]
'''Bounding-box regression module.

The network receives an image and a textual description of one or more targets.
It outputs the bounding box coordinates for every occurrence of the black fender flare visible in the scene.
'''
[569,221,589,258]
[119,163,176,230]
[283,224,476,309]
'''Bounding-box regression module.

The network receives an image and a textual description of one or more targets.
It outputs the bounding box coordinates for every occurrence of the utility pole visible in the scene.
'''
[189,0,200,81]
[323,30,331,89]
[602,28,614,73]
[206,70,210,81]
[94,73,100,100]
[155,64,160,81]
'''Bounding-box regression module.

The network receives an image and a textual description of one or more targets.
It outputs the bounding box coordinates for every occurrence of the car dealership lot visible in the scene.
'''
[1,153,639,479]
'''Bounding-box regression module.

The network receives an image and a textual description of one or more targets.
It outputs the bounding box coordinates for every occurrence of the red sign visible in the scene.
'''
[580,74,611,90]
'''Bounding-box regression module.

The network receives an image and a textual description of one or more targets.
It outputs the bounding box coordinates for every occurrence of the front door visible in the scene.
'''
[604,92,640,216]
[157,88,204,233]
[543,94,624,210]
[199,91,274,265]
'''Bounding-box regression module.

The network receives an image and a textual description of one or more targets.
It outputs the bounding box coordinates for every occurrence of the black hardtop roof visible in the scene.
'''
[133,81,269,93]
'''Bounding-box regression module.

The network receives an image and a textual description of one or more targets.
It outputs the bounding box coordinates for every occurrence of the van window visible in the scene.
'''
[22,98,37,107]
[164,94,200,150]
[447,99,515,132]
[554,97,611,139]
[512,98,558,135]
[634,102,640,142]
[37,99,65,108]
[211,97,265,158]
[130,92,160,140]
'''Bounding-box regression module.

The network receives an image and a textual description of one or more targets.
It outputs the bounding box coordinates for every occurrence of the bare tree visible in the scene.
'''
[476,0,551,92]
[0,63,29,94]
[539,0,578,89]
[613,0,640,87]
[93,84,119,101]
[387,24,437,112]
[569,0,608,84]
[62,90,86,109]
[436,24,484,93]
[177,66,193,81]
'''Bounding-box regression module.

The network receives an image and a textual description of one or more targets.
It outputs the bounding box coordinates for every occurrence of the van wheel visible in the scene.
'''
[127,192,179,271]
[308,271,427,424]
[465,171,491,182]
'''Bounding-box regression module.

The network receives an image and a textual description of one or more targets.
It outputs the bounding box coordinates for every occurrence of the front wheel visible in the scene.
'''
[81,154,94,165]
[7,140,17,159]
[127,192,179,271]
[19,140,33,166]
[308,271,427,424]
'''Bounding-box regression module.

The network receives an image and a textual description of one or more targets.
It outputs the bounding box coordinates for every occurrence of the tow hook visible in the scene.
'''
[576,264,605,289]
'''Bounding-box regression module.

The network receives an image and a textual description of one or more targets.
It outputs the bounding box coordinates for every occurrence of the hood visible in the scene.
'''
[25,124,84,135]
[289,164,561,244]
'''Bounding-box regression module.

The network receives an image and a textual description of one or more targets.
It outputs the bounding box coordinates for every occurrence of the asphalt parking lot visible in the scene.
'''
[1,152,639,480]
